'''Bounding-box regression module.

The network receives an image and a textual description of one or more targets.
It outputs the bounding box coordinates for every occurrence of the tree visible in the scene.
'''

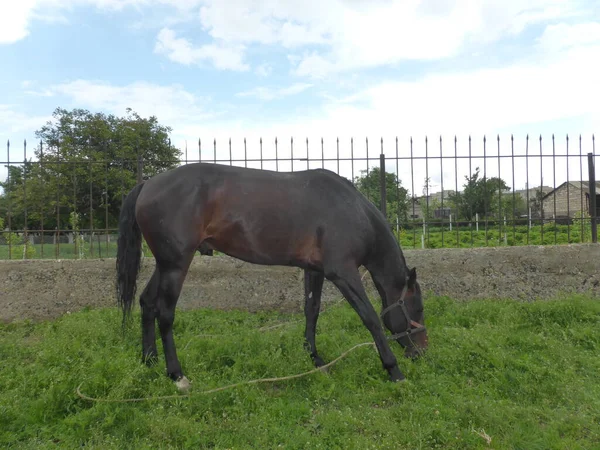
[419,177,442,223]
[353,167,410,226]
[448,167,516,221]
[0,107,182,232]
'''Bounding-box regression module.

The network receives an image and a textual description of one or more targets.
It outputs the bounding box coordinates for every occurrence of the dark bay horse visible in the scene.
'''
[116,162,428,390]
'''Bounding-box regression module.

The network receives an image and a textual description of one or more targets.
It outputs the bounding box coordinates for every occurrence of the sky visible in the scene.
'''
[0,0,599,195]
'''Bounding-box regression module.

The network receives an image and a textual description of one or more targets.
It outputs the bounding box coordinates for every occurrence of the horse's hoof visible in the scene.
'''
[314,356,327,368]
[175,376,192,392]
[388,367,406,382]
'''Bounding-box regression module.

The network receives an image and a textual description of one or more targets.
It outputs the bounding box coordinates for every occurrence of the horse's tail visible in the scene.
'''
[116,182,145,325]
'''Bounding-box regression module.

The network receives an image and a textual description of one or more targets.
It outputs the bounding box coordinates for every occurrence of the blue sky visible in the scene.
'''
[1,0,599,192]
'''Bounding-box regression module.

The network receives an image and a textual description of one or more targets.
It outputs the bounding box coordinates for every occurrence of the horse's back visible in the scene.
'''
[136,163,380,267]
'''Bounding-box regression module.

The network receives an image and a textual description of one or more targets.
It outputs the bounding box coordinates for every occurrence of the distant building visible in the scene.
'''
[541,181,600,219]
[409,190,455,220]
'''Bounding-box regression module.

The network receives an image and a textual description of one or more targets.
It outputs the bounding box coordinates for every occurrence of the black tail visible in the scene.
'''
[116,182,145,324]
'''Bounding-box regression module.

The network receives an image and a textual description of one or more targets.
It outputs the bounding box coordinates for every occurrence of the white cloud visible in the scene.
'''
[189,0,588,77]
[537,22,600,53]
[236,83,313,101]
[0,0,191,44]
[0,105,51,136]
[154,28,249,71]
[169,39,599,191]
[0,2,37,44]
[50,79,218,126]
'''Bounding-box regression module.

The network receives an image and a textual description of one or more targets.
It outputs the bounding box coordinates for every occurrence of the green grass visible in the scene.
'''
[398,222,593,249]
[1,221,594,259]
[1,295,599,449]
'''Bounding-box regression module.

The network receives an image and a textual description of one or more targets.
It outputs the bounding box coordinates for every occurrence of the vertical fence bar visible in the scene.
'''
[89,159,94,258]
[468,136,473,246]
[290,137,293,172]
[56,145,61,259]
[23,140,28,258]
[245,138,248,168]
[40,140,45,258]
[395,136,399,238]
[305,138,309,171]
[410,137,416,248]
[565,135,571,241]
[552,134,557,244]
[511,135,516,243]
[351,138,354,185]
[454,136,459,246]
[425,136,429,245]
[7,140,11,258]
[275,137,278,171]
[483,135,488,246]
[579,135,585,241]
[337,137,340,176]
[321,138,324,169]
[539,135,544,243]
[439,136,444,247]
[365,138,370,189]
[104,161,109,257]
[497,135,502,245]
[379,140,387,221]
[589,151,598,243]
[229,138,233,167]
[525,135,530,244]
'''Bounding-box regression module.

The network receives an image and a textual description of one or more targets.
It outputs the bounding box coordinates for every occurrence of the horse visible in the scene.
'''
[116,162,428,391]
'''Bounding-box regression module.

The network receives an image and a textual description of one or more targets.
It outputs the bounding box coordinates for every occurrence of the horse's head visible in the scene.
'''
[380,267,428,359]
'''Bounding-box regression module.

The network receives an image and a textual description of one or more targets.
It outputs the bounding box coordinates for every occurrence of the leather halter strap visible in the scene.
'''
[380,284,427,340]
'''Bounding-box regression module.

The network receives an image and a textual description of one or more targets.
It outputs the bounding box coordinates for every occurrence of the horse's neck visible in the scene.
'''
[372,229,409,291]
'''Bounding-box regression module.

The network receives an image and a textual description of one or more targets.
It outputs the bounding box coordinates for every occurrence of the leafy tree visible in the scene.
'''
[354,167,410,226]
[0,107,181,232]
[449,167,515,221]
[498,191,528,219]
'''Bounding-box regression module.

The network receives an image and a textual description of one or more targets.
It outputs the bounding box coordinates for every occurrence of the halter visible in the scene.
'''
[379,283,427,340]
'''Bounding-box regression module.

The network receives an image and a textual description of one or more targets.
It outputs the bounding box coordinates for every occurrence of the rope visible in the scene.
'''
[75,269,393,404]
[75,342,376,403]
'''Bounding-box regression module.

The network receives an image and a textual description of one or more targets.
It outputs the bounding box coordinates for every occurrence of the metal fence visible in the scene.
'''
[0,134,597,260]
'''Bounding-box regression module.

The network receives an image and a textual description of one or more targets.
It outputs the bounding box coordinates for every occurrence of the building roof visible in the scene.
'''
[542,181,600,200]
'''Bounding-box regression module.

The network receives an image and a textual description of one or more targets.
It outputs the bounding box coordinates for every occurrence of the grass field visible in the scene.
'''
[0,221,595,260]
[1,295,599,449]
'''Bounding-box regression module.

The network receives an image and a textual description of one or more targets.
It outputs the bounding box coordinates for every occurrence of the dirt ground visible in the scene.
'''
[0,243,598,324]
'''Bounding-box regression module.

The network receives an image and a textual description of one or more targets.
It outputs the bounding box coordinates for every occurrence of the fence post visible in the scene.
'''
[588,152,597,243]
[137,154,143,184]
[379,151,387,220]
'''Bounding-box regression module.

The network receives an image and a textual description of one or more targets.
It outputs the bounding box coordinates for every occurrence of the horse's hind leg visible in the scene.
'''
[155,258,193,390]
[327,264,404,382]
[303,269,325,367]
[140,268,160,365]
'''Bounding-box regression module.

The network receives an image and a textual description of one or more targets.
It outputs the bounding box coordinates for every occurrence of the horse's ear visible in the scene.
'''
[408,267,417,287]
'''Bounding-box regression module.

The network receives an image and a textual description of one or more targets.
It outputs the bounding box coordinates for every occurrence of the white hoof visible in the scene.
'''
[175,376,192,392]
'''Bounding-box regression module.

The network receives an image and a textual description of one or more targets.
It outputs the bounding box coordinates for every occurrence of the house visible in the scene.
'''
[514,185,554,203]
[409,190,455,220]
[541,181,600,218]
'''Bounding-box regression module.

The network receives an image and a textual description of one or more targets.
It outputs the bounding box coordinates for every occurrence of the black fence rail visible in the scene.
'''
[0,134,597,260]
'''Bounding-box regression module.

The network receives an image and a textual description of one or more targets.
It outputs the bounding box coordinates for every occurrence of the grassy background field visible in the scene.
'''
[1,294,599,449]
[0,222,595,260]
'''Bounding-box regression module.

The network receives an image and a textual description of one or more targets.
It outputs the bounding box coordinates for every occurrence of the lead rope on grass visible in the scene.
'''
[75,342,377,403]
